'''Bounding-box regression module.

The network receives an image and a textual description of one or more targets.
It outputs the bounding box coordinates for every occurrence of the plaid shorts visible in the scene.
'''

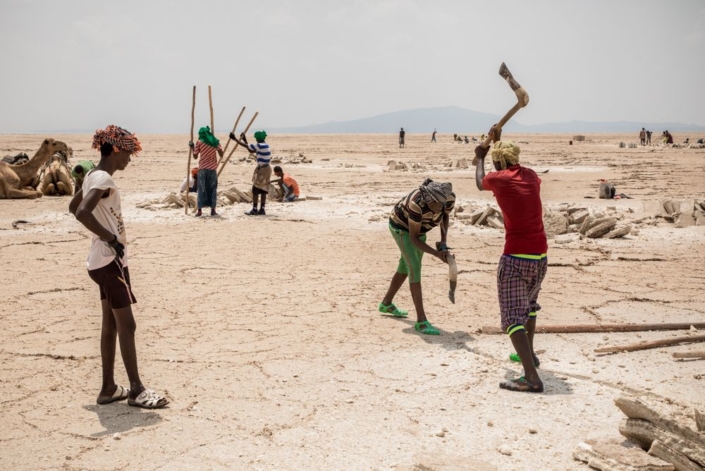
[497,255,548,332]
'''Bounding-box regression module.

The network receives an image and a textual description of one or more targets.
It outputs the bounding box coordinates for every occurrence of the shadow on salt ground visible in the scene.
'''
[83,404,163,438]
[383,317,476,349]
[500,368,574,396]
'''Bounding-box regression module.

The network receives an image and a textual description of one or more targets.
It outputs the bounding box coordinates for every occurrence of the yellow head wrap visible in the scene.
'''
[491,141,520,170]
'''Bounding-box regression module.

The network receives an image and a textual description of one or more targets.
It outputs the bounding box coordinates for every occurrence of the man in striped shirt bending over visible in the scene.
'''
[379,179,454,336]
[230,130,272,215]
[189,126,224,217]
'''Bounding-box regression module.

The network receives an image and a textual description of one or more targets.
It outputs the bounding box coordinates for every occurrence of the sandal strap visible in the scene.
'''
[136,389,167,406]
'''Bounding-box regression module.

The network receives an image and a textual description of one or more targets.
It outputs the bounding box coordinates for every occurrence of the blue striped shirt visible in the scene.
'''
[248,142,271,165]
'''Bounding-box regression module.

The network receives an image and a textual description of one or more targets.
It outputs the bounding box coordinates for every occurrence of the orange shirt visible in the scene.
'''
[282,174,299,196]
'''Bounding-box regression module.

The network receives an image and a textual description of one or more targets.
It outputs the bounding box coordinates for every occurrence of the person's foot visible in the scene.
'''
[195,210,202,217]
[414,320,440,335]
[258,207,266,216]
[499,376,543,393]
[127,387,169,409]
[210,210,218,217]
[245,208,258,216]
[96,384,129,404]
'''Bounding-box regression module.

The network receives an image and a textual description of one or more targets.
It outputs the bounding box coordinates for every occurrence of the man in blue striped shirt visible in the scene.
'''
[230,130,273,215]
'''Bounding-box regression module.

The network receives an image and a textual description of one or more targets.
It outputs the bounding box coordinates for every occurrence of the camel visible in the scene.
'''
[2,153,29,165]
[39,150,74,196]
[0,138,69,199]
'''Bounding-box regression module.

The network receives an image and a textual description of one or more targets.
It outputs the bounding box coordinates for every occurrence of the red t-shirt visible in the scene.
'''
[482,165,548,255]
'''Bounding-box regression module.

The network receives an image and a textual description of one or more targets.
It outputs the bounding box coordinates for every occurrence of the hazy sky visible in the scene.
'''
[1,0,704,133]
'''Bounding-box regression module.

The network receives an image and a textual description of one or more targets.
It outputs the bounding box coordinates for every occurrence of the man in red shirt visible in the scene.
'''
[189,126,224,217]
[475,127,548,393]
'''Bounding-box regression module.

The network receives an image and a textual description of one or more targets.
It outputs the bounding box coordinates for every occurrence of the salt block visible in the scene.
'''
[574,439,674,470]
[569,209,590,225]
[640,201,664,216]
[605,225,632,239]
[543,211,569,237]
[468,209,485,225]
[555,233,579,244]
[475,207,495,226]
[675,212,695,228]
[486,215,505,230]
[695,210,705,226]
[586,218,617,238]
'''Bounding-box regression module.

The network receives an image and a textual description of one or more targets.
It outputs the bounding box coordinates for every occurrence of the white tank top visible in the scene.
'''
[82,170,129,270]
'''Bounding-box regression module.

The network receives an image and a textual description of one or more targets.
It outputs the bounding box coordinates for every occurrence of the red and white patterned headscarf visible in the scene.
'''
[92,125,142,154]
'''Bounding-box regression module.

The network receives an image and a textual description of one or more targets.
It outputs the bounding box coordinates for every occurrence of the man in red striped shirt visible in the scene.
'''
[189,126,223,217]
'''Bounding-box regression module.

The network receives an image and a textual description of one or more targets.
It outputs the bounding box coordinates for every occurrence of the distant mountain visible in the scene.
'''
[270,106,705,134]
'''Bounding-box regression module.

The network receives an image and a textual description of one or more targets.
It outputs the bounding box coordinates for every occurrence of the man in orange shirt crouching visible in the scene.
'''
[273,166,300,202]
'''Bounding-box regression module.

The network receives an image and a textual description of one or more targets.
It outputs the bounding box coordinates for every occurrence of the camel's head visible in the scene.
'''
[42,138,69,155]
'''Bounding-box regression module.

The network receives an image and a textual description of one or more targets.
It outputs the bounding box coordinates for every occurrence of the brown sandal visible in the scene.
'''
[499,376,543,393]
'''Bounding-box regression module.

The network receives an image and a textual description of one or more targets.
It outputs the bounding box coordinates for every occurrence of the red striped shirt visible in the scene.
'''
[194,141,221,170]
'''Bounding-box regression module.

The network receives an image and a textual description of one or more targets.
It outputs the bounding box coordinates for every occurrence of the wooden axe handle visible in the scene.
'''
[472,86,529,166]
[184,85,196,214]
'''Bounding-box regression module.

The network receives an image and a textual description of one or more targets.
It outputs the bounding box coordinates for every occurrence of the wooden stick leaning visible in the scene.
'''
[218,106,246,168]
[479,322,705,335]
[594,334,705,354]
[208,85,214,134]
[184,85,196,215]
[217,111,259,178]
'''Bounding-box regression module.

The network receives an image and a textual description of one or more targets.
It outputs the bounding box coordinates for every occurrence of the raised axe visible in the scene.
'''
[472,62,530,166]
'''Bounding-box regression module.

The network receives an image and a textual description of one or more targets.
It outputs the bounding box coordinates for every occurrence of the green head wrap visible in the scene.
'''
[491,141,520,170]
[198,126,220,148]
[254,130,267,142]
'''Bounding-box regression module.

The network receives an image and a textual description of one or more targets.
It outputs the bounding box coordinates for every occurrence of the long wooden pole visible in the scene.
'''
[479,322,705,335]
[217,111,259,178]
[184,85,196,215]
[594,334,705,354]
[218,106,246,168]
[208,85,214,134]
[672,351,705,359]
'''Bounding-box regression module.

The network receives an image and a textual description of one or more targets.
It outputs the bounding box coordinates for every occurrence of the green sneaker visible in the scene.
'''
[378,302,408,318]
[414,321,440,335]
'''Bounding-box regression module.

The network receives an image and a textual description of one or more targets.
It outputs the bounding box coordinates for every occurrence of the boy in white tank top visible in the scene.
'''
[69,125,168,409]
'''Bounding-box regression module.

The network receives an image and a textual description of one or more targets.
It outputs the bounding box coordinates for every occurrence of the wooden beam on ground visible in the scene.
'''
[479,323,705,335]
[595,334,705,355]
[672,351,705,359]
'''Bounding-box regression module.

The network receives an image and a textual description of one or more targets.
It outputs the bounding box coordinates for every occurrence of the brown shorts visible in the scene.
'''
[88,261,137,309]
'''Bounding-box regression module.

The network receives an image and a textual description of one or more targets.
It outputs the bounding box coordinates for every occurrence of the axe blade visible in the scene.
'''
[472,63,530,166]
[499,62,529,107]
